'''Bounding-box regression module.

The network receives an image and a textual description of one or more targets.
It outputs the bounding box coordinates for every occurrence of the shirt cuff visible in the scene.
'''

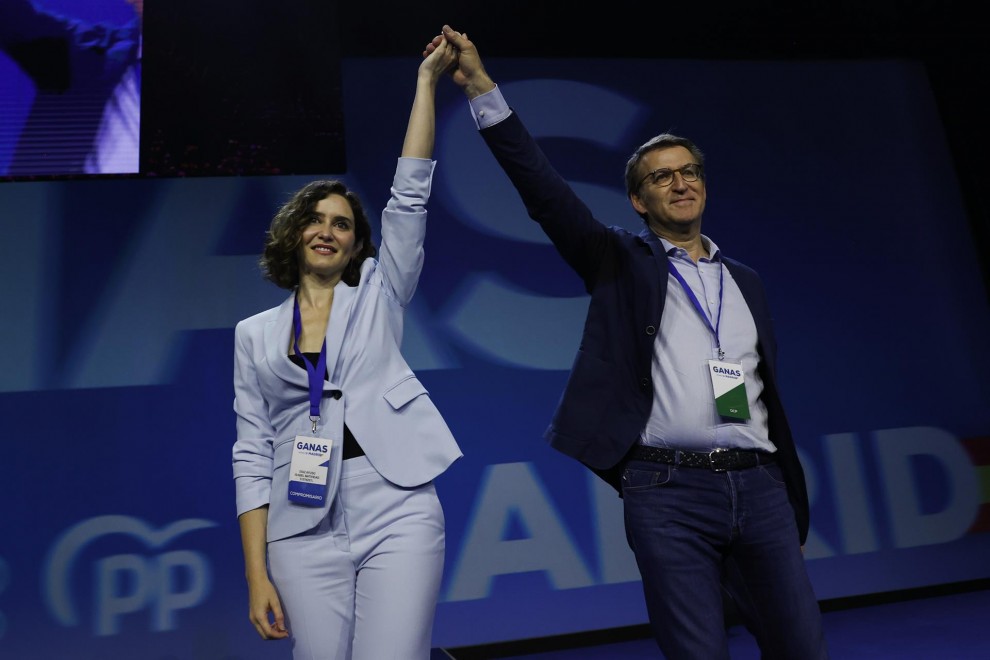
[387,157,436,212]
[468,85,512,130]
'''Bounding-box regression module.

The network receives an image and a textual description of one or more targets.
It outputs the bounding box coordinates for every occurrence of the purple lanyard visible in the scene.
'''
[667,259,725,360]
[293,294,327,433]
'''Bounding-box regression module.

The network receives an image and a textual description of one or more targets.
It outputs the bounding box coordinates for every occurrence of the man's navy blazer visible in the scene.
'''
[479,110,811,543]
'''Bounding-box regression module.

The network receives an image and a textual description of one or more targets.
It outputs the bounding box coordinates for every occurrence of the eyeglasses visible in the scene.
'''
[638,163,704,189]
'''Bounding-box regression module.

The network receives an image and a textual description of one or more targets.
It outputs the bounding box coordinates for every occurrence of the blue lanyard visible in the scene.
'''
[667,259,725,360]
[293,294,327,433]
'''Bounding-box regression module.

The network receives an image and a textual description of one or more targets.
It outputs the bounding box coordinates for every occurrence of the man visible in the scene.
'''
[426,25,829,659]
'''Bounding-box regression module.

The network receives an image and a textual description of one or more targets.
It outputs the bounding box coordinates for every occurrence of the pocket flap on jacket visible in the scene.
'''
[383,376,427,410]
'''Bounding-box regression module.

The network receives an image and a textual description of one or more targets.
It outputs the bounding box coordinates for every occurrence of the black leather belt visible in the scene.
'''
[629,444,775,472]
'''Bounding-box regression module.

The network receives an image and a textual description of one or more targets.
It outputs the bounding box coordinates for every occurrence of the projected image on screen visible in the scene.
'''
[0,0,142,177]
[0,0,345,180]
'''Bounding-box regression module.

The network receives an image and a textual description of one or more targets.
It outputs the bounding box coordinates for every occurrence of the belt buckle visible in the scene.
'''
[709,447,729,472]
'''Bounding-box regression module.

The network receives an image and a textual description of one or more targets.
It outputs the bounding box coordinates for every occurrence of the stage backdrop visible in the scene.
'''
[1,57,988,658]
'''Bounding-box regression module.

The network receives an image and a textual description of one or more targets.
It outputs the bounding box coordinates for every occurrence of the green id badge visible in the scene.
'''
[708,359,751,419]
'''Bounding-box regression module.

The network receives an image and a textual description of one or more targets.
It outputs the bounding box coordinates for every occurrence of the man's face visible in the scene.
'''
[630,145,706,235]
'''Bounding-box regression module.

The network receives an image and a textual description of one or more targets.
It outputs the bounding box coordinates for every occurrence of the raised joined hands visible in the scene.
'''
[423,25,496,99]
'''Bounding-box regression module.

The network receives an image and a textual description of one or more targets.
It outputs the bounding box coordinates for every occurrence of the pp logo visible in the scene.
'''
[43,515,217,635]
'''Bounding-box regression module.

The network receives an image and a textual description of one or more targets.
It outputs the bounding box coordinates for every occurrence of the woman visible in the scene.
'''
[232,37,462,660]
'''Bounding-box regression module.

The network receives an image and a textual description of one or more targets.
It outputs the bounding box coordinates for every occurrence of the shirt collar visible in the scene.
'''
[659,234,721,262]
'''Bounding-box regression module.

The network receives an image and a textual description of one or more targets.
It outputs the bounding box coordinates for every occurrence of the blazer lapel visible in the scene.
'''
[322,282,356,388]
[263,283,357,391]
[265,293,308,389]
[641,228,670,309]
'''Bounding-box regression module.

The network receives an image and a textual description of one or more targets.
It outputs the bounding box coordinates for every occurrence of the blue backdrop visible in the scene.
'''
[1,55,988,658]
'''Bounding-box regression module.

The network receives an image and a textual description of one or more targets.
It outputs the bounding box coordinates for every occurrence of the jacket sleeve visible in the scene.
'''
[376,156,434,306]
[231,319,276,517]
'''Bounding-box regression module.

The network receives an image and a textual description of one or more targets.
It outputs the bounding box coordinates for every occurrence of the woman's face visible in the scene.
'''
[297,194,362,281]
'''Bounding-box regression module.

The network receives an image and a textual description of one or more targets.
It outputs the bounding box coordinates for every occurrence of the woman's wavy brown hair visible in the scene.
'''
[260,180,377,289]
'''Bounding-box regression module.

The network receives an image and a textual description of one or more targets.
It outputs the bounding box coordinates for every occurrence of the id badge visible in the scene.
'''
[708,359,751,420]
[287,435,331,506]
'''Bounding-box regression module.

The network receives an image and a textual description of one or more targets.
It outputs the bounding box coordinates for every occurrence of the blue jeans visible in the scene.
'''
[621,459,828,659]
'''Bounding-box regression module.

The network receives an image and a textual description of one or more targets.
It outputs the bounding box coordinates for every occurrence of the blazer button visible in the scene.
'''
[645,325,656,336]
[640,378,650,390]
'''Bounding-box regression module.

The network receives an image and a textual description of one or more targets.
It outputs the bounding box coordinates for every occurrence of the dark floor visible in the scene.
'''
[435,581,990,659]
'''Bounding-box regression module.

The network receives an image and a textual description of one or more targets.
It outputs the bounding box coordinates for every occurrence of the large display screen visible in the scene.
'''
[0,56,987,658]
[0,0,345,179]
